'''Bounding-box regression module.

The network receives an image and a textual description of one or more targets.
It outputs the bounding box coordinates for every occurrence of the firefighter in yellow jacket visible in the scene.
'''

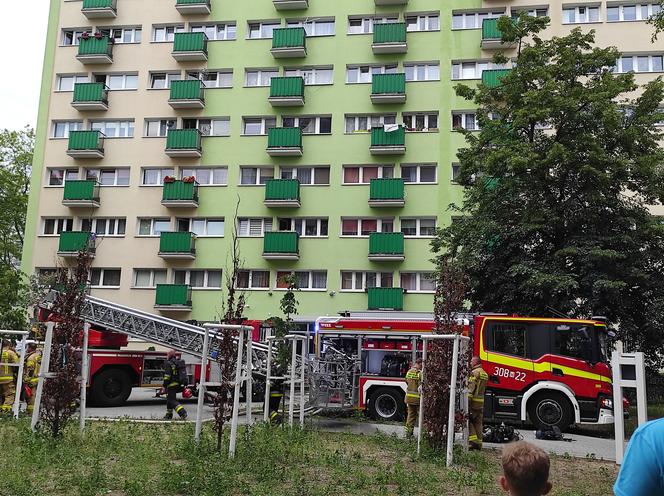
[468,356,489,450]
[0,339,19,414]
[404,358,423,437]
[23,343,42,415]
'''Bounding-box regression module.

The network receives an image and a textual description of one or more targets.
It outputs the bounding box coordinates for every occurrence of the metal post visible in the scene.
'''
[79,323,90,432]
[263,340,273,422]
[289,340,297,428]
[612,350,625,465]
[3,331,29,420]
[635,352,647,426]
[194,327,210,442]
[32,322,55,431]
[416,338,427,455]
[446,335,460,468]
[299,339,305,427]
[229,329,245,458]
[246,331,253,425]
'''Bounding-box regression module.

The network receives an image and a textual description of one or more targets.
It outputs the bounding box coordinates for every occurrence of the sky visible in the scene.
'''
[0,2,49,131]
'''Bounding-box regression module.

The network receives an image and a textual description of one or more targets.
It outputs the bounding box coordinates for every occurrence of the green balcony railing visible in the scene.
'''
[78,36,113,57]
[166,129,202,152]
[176,0,210,6]
[155,284,192,307]
[159,231,196,255]
[63,180,100,202]
[368,287,404,311]
[162,180,199,203]
[371,127,405,147]
[73,83,108,105]
[267,127,302,149]
[82,0,116,9]
[67,130,104,152]
[173,32,208,54]
[272,27,306,49]
[482,18,503,41]
[263,231,299,254]
[373,22,407,44]
[482,69,511,88]
[369,178,404,201]
[169,80,204,102]
[369,232,405,256]
[265,179,300,202]
[58,231,95,254]
[270,77,305,98]
[371,73,406,95]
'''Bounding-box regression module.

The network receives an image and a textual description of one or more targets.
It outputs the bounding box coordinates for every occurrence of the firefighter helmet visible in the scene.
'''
[182,387,193,399]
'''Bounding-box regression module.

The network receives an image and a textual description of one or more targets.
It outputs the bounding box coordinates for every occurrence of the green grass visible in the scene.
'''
[0,419,617,496]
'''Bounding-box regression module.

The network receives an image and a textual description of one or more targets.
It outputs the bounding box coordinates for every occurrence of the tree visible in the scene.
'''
[649,2,664,40]
[434,16,664,366]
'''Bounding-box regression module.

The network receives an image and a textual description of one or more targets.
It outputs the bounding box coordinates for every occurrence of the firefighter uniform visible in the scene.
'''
[404,365,422,436]
[0,347,19,414]
[23,349,42,414]
[468,363,489,449]
[163,357,187,420]
[268,378,284,425]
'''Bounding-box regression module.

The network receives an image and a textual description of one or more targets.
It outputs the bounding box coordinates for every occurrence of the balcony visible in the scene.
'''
[273,0,308,9]
[271,27,306,58]
[66,131,104,158]
[76,36,113,64]
[58,231,96,258]
[161,180,199,207]
[267,128,303,156]
[482,69,511,88]
[154,284,192,311]
[481,18,514,49]
[375,0,408,5]
[175,0,211,15]
[370,127,405,155]
[168,80,205,109]
[81,0,117,18]
[71,83,108,111]
[372,23,407,54]
[371,73,406,104]
[368,287,404,311]
[158,232,196,259]
[368,232,405,261]
[369,178,405,207]
[264,179,300,208]
[62,180,100,208]
[269,77,305,107]
[172,32,208,62]
[263,232,299,260]
[165,129,202,157]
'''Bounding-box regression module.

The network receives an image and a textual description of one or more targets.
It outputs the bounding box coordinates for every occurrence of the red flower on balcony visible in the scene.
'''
[182,176,196,183]
[94,31,103,39]
[81,32,90,40]
[163,176,176,183]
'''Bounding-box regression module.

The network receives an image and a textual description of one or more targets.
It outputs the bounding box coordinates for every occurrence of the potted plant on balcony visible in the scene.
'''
[163,176,176,183]
[182,176,196,183]
[81,31,90,40]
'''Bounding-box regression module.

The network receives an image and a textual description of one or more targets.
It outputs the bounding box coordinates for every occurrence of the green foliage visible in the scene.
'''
[271,272,299,373]
[649,2,664,40]
[436,17,664,367]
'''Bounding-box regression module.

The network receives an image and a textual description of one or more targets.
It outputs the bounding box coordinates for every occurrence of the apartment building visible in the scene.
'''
[21,0,663,322]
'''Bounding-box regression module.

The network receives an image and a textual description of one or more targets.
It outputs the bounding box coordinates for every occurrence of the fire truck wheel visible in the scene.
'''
[367,387,405,422]
[528,391,573,432]
[91,368,132,407]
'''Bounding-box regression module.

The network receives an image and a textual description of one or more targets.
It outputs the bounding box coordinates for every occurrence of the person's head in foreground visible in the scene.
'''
[500,441,552,496]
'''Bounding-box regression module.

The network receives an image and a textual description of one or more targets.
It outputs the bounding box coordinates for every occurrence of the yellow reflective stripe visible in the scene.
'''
[406,393,420,398]
[468,435,478,441]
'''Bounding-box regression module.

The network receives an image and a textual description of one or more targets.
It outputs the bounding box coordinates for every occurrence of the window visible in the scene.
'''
[276,270,327,290]
[341,218,393,236]
[341,271,393,291]
[554,324,593,361]
[404,63,440,82]
[236,270,270,289]
[90,120,135,137]
[512,7,549,18]
[145,119,176,137]
[182,118,230,136]
[247,21,281,39]
[286,18,335,36]
[343,165,394,184]
[451,61,509,80]
[186,70,233,88]
[93,73,138,90]
[176,218,224,236]
[451,163,461,182]
[153,24,185,42]
[345,114,397,133]
[133,269,167,288]
[90,268,121,288]
[401,164,436,183]
[180,167,228,185]
[245,69,279,87]
[242,117,277,135]
[562,6,600,24]
[282,116,332,135]
[405,13,440,32]
[284,66,334,85]
[85,168,130,186]
[141,168,174,185]
[62,29,88,46]
[42,218,73,235]
[451,11,504,30]
[607,3,661,21]
[81,218,126,236]
[56,74,89,91]
[99,26,141,44]
[137,218,170,236]
[149,72,180,89]
[278,218,328,237]
[346,64,398,84]
[348,15,398,34]
[52,121,83,138]
[614,55,664,73]
[452,112,479,131]
[47,168,78,186]
[400,272,436,292]
[280,167,330,185]
[237,218,273,237]
[403,112,439,132]
[489,323,526,357]
[190,23,236,40]
[174,270,222,288]
[400,218,436,237]
[240,167,274,185]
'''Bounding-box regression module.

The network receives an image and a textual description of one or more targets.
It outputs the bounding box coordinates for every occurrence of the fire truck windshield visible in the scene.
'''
[597,327,611,364]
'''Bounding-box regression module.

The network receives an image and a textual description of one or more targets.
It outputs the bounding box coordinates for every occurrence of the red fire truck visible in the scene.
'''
[313,312,615,431]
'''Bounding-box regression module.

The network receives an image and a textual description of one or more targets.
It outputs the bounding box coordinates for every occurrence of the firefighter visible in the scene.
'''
[162,350,188,420]
[0,339,19,415]
[404,357,423,437]
[23,343,42,415]
[267,378,285,425]
[468,355,489,450]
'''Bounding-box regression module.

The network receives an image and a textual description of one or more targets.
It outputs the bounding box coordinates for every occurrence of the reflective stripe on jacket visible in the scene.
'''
[405,367,421,405]
[163,358,180,389]
[0,349,19,384]
[24,351,42,387]
[468,365,488,409]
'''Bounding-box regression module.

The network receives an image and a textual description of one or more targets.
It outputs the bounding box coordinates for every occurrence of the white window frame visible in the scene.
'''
[451,163,461,183]
[237,218,273,237]
[511,7,549,18]
[562,5,601,24]
[46,168,78,186]
[344,114,397,133]
[275,270,327,290]
[607,3,662,22]
[80,217,127,237]
[149,72,181,89]
[152,24,185,42]
[279,166,330,185]
[340,218,394,237]
[405,13,440,32]
[235,270,271,289]
[614,54,664,73]
[94,73,138,90]
[42,218,74,236]
[286,18,335,37]
[85,168,130,186]
[99,26,142,44]
[400,272,436,293]
[347,15,398,35]
[186,70,233,88]
[180,167,228,186]
[247,20,281,39]
[401,164,437,184]
[56,74,89,92]
[451,61,510,81]
[90,120,135,138]
[342,165,394,184]
[144,119,176,137]
[452,112,479,131]
[61,28,89,46]
[451,11,504,30]
[177,218,225,237]
[242,116,277,135]
[133,269,167,289]
[174,269,223,289]
[340,271,393,291]
[284,66,334,85]
[182,118,230,137]
[190,23,237,41]
[346,64,398,84]
[136,218,171,236]
[400,217,437,238]
[402,112,439,132]
[240,167,274,185]
[282,115,332,135]
[90,268,122,289]
[52,121,83,139]
[278,217,328,237]
[141,167,174,186]
[245,69,279,87]
[404,63,440,82]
